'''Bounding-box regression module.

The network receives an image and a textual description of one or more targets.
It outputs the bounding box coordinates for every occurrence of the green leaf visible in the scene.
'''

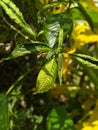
[44,12,73,48]
[35,0,44,10]
[4,43,51,60]
[70,7,84,21]
[82,67,98,86]
[0,0,36,38]
[58,53,63,85]
[0,94,9,130]
[70,53,98,86]
[0,6,3,17]
[35,57,57,93]
[77,2,94,31]
[70,54,98,69]
[84,8,98,28]
[47,105,76,130]
[58,27,63,48]
[38,2,65,16]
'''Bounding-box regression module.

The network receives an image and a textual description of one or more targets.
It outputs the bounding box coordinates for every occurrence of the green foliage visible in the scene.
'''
[0,0,98,129]
[44,12,72,48]
[0,0,36,38]
[47,105,76,130]
[0,94,9,130]
[76,2,94,31]
[82,5,98,28]
[70,53,98,70]
[58,53,63,85]
[4,43,51,60]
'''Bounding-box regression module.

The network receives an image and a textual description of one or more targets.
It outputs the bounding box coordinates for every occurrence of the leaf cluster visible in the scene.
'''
[0,0,98,129]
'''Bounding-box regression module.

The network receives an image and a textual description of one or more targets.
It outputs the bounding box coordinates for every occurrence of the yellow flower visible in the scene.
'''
[81,100,98,130]
[81,126,92,130]
[92,121,98,126]
[62,53,72,81]
[68,23,98,54]
[93,126,98,130]
[81,121,98,130]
